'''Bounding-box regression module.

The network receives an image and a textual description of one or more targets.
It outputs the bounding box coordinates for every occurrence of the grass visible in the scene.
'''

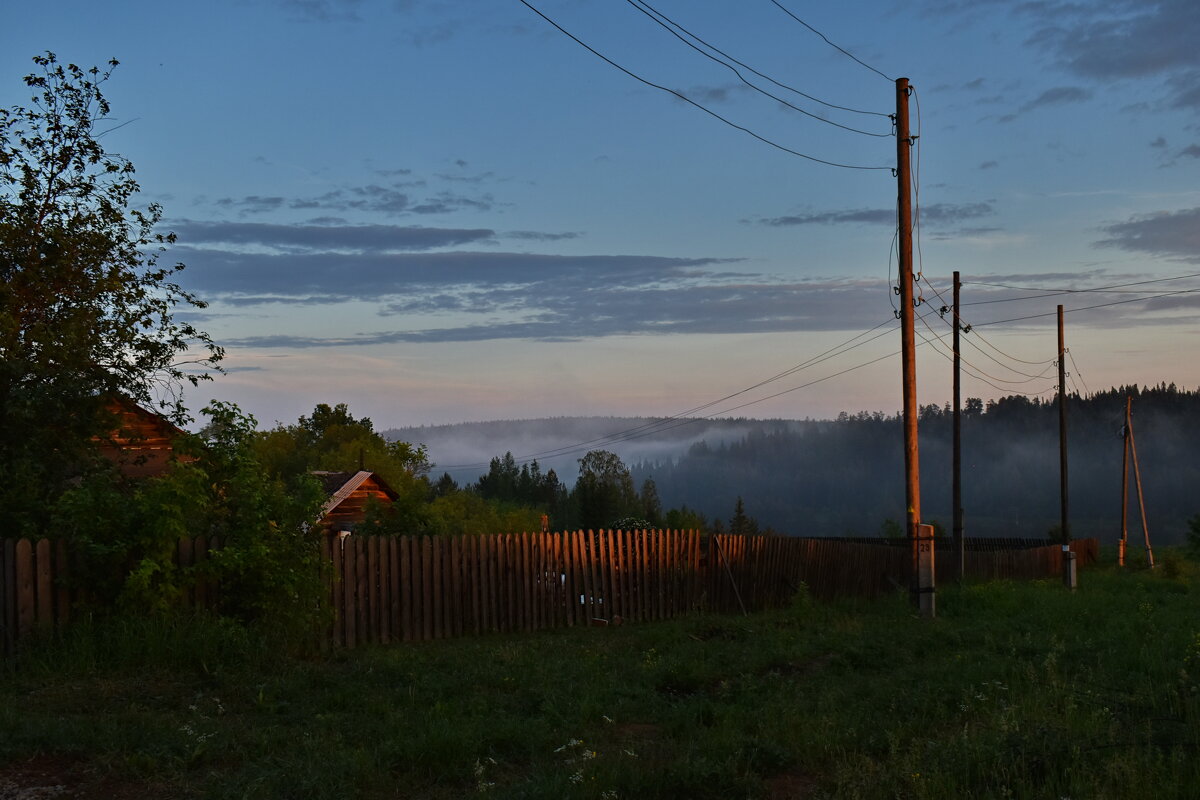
[3,552,1200,799]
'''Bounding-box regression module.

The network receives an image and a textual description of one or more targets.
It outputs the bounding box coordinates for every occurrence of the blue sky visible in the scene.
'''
[5,0,1200,428]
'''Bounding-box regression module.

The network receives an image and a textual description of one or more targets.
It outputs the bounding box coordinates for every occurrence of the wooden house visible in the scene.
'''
[94,395,194,479]
[313,470,399,533]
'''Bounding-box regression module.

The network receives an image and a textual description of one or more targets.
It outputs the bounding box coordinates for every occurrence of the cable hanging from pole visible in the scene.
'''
[516,0,892,171]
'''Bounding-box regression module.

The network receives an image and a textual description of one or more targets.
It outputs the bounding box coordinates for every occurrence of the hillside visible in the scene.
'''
[388,385,1200,543]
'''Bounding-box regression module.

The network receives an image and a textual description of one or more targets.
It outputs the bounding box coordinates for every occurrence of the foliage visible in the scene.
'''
[52,401,325,630]
[574,450,640,529]
[1186,514,1200,559]
[0,53,221,535]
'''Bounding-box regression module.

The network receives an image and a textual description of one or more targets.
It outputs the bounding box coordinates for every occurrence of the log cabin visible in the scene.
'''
[94,395,194,479]
[313,470,399,533]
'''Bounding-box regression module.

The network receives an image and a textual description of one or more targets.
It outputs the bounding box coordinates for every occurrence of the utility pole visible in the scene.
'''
[1126,398,1155,568]
[1119,396,1130,566]
[952,271,964,583]
[1057,305,1076,589]
[896,77,932,616]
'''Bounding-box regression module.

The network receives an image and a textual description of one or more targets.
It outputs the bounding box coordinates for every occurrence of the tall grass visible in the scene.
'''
[3,556,1199,798]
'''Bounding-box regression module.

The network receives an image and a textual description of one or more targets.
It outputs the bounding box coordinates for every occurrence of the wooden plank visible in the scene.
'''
[432,536,445,639]
[505,534,517,633]
[389,537,401,643]
[35,539,53,629]
[366,537,379,643]
[530,534,540,633]
[564,531,578,626]
[476,535,489,633]
[342,536,357,649]
[401,536,415,642]
[331,534,345,647]
[518,533,530,632]
[355,536,369,644]
[15,539,34,643]
[605,529,617,621]
[569,531,583,625]
[380,537,393,644]
[421,536,434,641]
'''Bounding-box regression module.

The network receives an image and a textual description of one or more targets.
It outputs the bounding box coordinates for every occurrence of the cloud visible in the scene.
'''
[178,248,746,302]
[1018,86,1092,112]
[218,277,896,347]
[1096,207,1200,261]
[1035,0,1200,80]
[280,0,363,22]
[1180,144,1200,159]
[506,230,584,241]
[757,202,994,227]
[979,160,998,169]
[172,220,496,252]
[212,179,494,218]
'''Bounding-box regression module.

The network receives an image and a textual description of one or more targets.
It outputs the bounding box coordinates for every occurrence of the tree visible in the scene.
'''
[573,449,639,529]
[1,53,221,532]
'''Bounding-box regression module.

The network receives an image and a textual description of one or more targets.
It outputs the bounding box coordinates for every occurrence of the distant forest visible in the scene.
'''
[627,384,1200,542]
[388,384,1200,543]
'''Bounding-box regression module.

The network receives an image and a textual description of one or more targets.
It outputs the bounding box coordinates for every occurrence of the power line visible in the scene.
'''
[767,0,894,82]
[517,0,892,170]
[916,320,1057,398]
[963,271,1200,302]
[440,316,899,470]
[917,310,1056,387]
[626,0,891,126]
[1066,348,1091,397]
[972,286,1200,327]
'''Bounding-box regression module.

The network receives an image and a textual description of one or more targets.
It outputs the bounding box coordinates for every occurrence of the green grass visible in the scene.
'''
[4,553,1200,799]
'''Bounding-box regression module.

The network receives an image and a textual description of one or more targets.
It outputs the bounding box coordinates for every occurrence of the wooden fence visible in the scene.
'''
[2,532,1099,656]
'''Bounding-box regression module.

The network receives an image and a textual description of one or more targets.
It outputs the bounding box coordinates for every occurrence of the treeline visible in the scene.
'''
[630,384,1200,542]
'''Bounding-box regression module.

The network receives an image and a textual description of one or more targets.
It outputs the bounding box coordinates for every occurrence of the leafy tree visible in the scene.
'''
[664,505,707,532]
[1,54,222,534]
[574,449,639,529]
[52,401,324,626]
[253,403,430,500]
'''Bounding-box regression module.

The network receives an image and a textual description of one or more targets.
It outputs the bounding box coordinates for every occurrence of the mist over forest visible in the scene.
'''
[387,384,1200,543]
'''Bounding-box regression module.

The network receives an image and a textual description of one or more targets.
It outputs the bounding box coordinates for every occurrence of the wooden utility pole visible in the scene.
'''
[952,271,964,582]
[896,77,932,616]
[1119,396,1130,566]
[1126,398,1155,568]
[1057,305,1076,589]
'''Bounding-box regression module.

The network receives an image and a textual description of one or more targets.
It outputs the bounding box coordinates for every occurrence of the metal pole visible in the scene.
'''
[952,270,963,583]
[896,77,930,616]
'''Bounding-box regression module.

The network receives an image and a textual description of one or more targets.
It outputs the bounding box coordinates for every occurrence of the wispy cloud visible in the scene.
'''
[172,220,496,252]
[755,202,994,227]
[1096,207,1200,261]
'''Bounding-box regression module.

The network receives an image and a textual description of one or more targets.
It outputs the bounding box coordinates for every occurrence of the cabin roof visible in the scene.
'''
[312,470,400,521]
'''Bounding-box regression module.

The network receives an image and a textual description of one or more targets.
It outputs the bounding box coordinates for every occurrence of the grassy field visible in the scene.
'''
[3,551,1199,799]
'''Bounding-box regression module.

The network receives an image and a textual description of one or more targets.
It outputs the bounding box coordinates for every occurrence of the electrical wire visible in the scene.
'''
[626,0,892,131]
[965,272,1200,296]
[517,0,892,171]
[1066,348,1091,397]
[767,0,894,82]
[440,316,899,470]
[917,309,1057,387]
[971,287,1200,327]
[916,319,1057,398]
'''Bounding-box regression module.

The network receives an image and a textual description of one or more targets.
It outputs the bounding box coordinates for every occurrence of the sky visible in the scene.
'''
[5,0,1200,432]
